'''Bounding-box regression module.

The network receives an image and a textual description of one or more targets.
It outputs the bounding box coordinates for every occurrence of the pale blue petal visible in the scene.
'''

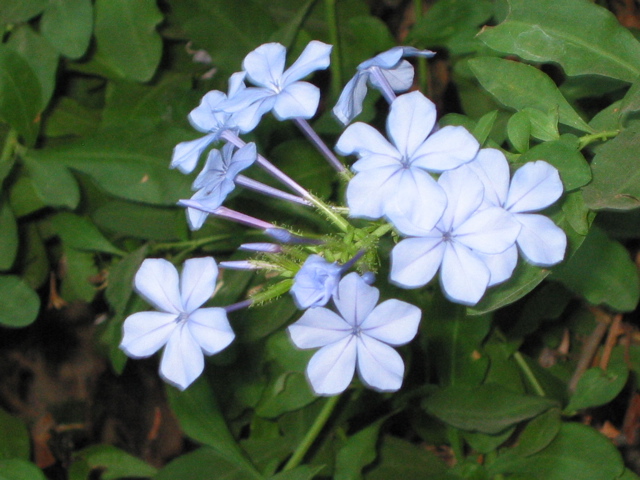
[222,86,275,112]
[390,236,445,288]
[440,242,490,306]
[455,207,521,254]
[515,213,567,266]
[180,257,218,312]
[359,47,404,70]
[288,308,351,348]
[356,335,404,392]
[170,134,216,174]
[135,258,182,313]
[193,148,224,190]
[346,166,400,219]
[243,42,286,88]
[188,307,235,355]
[387,92,436,157]
[505,161,563,213]
[412,125,479,172]
[227,71,247,98]
[231,95,276,133]
[290,255,342,309]
[378,60,414,91]
[351,153,401,173]
[188,90,228,132]
[227,142,257,177]
[477,245,519,287]
[437,168,484,231]
[306,336,357,396]
[466,148,510,207]
[186,207,208,231]
[273,81,320,119]
[361,299,421,345]
[120,311,177,357]
[281,40,332,85]
[334,273,380,326]
[333,72,369,125]
[160,323,204,390]
[384,168,446,232]
[335,122,398,158]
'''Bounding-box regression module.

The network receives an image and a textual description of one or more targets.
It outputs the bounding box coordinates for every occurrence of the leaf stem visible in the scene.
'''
[412,0,430,96]
[282,395,341,471]
[577,129,619,149]
[324,0,342,99]
[0,129,18,185]
[513,352,546,397]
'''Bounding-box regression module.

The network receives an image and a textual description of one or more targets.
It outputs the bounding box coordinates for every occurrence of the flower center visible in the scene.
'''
[176,312,189,324]
[351,325,363,337]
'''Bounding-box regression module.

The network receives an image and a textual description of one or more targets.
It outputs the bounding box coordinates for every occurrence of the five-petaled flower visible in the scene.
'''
[390,167,521,306]
[333,46,435,125]
[222,40,332,132]
[120,257,235,390]
[185,142,257,230]
[336,91,479,229]
[288,273,421,396]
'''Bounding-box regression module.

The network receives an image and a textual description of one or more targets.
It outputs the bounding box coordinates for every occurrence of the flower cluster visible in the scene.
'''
[120,40,567,394]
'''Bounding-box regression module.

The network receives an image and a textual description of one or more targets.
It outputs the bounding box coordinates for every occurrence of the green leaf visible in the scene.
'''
[105,245,148,315]
[268,0,317,48]
[522,107,560,141]
[0,408,30,460]
[51,212,124,256]
[41,0,92,59]
[491,423,624,479]
[423,384,558,434]
[0,202,17,271]
[0,459,46,480]
[0,47,42,146]
[166,378,263,480]
[463,428,515,454]
[565,361,628,413]
[364,436,448,480]
[478,0,640,83]
[6,26,58,110]
[0,275,39,327]
[41,97,100,138]
[268,465,324,480]
[473,110,498,145]
[59,247,99,302]
[335,419,385,480]
[468,57,593,133]
[20,224,49,290]
[157,447,264,480]
[22,155,80,209]
[619,469,640,480]
[509,408,562,457]
[73,445,157,480]
[519,134,590,191]
[94,0,162,82]
[0,0,46,24]
[582,122,640,210]
[507,111,531,153]
[552,225,640,312]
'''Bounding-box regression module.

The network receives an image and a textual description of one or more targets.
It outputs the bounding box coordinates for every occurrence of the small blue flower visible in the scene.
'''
[171,72,246,174]
[333,46,435,125]
[290,255,343,309]
[222,41,332,132]
[390,167,521,306]
[466,148,567,267]
[288,272,421,395]
[186,142,257,230]
[336,91,479,229]
[120,257,235,390]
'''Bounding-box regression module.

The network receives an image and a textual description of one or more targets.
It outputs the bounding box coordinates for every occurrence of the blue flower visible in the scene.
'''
[120,257,235,390]
[171,72,246,174]
[288,273,421,395]
[185,142,257,230]
[290,255,343,309]
[336,91,479,229]
[465,148,566,267]
[222,41,332,132]
[390,167,521,305]
[333,46,435,125]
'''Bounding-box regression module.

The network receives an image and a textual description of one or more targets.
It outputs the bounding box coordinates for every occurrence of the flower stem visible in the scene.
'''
[235,175,311,206]
[308,193,351,233]
[324,0,342,100]
[282,395,341,471]
[412,0,430,96]
[577,129,620,149]
[513,352,546,397]
[293,117,347,173]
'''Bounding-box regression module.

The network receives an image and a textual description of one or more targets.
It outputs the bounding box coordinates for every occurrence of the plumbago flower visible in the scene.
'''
[171,72,246,174]
[288,273,421,395]
[120,257,235,390]
[390,167,521,306]
[222,40,332,132]
[333,46,435,125]
[336,91,479,229]
[185,142,257,230]
[464,148,567,267]
[290,255,342,309]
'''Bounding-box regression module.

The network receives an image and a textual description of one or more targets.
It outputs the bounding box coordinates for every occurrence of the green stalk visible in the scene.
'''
[578,129,619,149]
[325,0,342,100]
[513,352,546,397]
[0,129,18,185]
[412,0,430,96]
[282,395,341,471]
[308,193,351,233]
